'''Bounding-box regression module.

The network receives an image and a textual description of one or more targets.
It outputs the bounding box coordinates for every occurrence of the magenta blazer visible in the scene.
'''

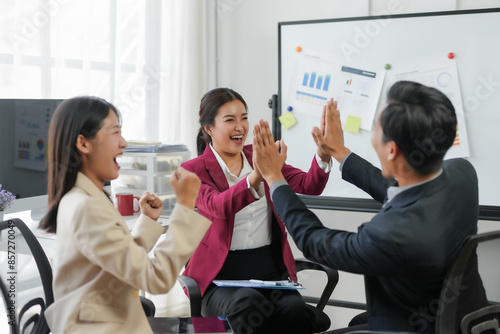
[181,145,329,296]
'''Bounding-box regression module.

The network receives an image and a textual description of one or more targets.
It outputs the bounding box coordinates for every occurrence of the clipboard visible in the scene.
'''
[212,279,304,290]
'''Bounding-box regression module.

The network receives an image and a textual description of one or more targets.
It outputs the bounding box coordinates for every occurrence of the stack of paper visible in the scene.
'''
[124,141,188,153]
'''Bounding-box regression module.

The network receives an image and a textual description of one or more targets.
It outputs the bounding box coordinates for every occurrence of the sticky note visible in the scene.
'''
[344,115,362,133]
[279,111,298,129]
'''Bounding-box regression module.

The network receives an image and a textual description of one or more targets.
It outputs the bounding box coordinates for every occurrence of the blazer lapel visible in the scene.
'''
[243,145,253,169]
[203,145,230,192]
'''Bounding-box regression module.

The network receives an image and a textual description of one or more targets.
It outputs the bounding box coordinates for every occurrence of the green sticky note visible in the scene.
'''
[279,111,297,129]
[344,115,362,133]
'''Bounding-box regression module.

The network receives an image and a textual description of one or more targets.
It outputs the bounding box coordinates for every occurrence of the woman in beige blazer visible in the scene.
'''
[39,96,211,334]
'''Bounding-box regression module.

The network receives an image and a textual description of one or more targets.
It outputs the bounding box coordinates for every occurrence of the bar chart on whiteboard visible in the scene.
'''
[288,52,385,131]
[290,53,338,111]
[296,71,332,104]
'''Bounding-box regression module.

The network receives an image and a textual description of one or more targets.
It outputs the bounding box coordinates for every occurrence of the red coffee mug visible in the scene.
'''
[115,193,140,216]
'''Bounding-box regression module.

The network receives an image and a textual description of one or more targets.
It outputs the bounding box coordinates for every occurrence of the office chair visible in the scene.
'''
[0,218,53,334]
[141,295,156,317]
[344,230,500,334]
[178,258,339,333]
[436,230,500,333]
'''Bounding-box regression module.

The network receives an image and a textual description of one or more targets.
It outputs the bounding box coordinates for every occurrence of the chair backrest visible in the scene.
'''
[1,274,17,334]
[436,230,500,334]
[0,218,53,334]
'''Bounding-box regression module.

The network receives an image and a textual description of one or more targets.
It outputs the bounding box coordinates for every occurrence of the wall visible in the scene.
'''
[216,0,335,125]
[216,0,500,330]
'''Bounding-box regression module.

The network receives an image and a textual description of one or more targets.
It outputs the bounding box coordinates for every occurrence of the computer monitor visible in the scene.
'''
[0,99,62,199]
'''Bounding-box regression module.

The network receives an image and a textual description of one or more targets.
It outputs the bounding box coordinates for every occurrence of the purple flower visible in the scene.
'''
[0,185,16,211]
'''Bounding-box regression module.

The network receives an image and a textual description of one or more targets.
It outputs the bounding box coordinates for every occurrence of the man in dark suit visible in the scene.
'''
[252,81,488,333]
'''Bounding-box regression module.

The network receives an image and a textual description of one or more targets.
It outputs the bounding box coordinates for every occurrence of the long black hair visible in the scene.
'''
[196,88,247,156]
[39,96,120,233]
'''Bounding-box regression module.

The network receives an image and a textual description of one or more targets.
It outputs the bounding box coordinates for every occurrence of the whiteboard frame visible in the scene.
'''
[276,8,500,221]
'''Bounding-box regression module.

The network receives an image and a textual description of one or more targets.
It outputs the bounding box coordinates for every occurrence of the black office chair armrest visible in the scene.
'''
[140,296,156,317]
[18,297,50,334]
[295,258,339,311]
[177,275,202,317]
[460,303,500,333]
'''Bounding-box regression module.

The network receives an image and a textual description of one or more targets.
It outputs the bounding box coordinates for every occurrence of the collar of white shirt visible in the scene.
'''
[208,143,271,250]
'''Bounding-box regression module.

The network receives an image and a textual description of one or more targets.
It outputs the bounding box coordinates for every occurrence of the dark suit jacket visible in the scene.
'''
[272,153,485,333]
[182,144,329,296]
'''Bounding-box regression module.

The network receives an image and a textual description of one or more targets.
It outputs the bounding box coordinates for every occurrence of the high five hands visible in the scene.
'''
[253,119,286,185]
[311,98,351,163]
[253,98,350,185]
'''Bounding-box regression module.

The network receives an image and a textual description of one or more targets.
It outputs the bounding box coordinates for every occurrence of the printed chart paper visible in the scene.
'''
[331,65,386,131]
[288,52,385,131]
[385,55,470,159]
[14,100,54,171]
[289,52,338,111]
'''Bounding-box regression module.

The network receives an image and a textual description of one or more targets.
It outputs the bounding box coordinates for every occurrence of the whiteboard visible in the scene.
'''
[277,9,500,219]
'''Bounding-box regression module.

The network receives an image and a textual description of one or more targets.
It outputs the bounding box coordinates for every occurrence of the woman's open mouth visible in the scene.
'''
[230,135,244,144]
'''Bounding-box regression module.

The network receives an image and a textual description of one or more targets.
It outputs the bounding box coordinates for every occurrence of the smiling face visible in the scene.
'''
[78,109,127,189]
[204,99,249,159]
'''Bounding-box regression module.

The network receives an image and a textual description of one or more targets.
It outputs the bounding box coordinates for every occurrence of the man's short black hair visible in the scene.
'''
[380,80,457,175]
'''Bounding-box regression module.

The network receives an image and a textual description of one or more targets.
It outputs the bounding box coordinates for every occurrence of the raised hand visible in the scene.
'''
[252,119,286,185]
[170,166,201,210]
[311,98,351,163]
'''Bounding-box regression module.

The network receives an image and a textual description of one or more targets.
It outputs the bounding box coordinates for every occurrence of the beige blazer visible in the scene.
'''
[45,173,211,334]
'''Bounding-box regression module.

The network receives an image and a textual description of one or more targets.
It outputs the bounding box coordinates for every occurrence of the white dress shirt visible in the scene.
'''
[210,144,270,250]
[210,144,332,250]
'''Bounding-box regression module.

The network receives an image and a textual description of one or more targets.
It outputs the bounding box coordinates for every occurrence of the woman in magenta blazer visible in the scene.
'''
[181,88,331,334]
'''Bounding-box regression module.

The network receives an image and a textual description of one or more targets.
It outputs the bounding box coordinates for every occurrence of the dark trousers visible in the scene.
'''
[324,312,368,333]
[201,245,314,334]
[202,285,314,334]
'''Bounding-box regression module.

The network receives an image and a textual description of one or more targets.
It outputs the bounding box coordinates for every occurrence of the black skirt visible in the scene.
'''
[215,244,288,281]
